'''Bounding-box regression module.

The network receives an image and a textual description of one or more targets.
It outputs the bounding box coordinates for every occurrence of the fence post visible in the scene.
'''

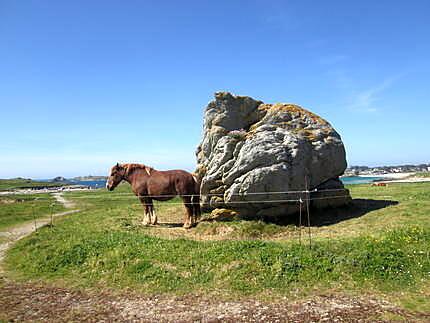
[32,203,37,232]
[305,175,312,249]
[298,198,302,245]
[50,202,55,227]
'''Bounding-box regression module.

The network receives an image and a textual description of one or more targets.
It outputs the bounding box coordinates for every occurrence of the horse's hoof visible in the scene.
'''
[183,223,192,229]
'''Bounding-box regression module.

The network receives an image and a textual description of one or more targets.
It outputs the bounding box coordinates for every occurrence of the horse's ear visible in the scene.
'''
[116,162,120,168]
[145,166,151,176]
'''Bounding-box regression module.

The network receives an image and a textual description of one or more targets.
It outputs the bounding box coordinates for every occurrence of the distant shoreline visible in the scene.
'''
[0,185,94,196]
[357,172,414,179]
[358,172,430,183]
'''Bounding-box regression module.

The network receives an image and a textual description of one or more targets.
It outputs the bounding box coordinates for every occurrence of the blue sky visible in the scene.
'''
[1,0,429,178]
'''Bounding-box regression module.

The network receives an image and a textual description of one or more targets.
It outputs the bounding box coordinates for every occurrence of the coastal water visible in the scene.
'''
[340,176,382,185]
[39,177,379,189]
[68,179,107,188]
[76,177,377,187]
[37,179,107,188]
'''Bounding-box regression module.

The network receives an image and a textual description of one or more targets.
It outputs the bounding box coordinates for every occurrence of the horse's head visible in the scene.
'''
[106,163,126,191]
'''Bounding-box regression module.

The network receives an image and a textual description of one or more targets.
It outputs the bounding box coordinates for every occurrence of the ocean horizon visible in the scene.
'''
[340,176,382,185]
[36,176,381,188]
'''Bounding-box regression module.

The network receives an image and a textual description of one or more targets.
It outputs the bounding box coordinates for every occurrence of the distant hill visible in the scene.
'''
[0,179,68,191]
[52,176,68,182]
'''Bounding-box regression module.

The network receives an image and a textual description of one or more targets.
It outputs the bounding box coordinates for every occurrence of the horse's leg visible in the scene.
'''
[181,196,193,229]
[144,205,151,225]
[148,200,157,225]
[192,194,201,225]
[151,206,158,225]
[139,197,150,225]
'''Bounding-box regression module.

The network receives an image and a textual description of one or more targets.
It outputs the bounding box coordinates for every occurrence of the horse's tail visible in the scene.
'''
[191,173,201,221]
[191,173,200,193]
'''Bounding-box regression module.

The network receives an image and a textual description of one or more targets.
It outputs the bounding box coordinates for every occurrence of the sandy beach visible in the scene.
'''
[359,172,430,183]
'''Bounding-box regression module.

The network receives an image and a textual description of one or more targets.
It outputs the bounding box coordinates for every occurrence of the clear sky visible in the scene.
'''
[1,0,429,178]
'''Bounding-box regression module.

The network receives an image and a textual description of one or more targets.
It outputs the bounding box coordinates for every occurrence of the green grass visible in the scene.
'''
[0,194,65,230]
[4,182,430,311]
[6,224,429,295]
[0,178,67,191]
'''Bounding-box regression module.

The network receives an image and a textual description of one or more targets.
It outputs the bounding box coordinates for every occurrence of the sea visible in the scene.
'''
[38,176,380,189]
[37,179,107,189]
[340,176,382,185]
[67,179,107,188]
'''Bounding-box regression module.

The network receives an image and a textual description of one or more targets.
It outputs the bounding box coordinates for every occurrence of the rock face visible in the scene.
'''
[195,92,351,218]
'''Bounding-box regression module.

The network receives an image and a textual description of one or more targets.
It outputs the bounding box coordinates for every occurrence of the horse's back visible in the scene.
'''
[166,170,197,194]
[149,169,197,197]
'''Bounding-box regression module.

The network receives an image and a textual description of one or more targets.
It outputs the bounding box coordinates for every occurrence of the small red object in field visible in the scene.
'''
[371,182,387,187]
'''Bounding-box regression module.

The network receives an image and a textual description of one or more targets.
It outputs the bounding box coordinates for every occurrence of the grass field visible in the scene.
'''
[0,178,67,191]
[0,194,65,230]
[4,182,430,312]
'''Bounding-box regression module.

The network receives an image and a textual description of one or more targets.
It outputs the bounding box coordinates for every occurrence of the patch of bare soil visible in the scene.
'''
[0,281,428,322]
[52,192,76,209]
[0,198,16,205]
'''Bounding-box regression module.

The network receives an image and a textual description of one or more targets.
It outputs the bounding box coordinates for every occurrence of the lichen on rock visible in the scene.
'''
[196,92,351,218]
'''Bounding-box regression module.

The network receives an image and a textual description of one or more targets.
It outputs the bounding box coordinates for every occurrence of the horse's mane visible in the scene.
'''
[122,163,154,176]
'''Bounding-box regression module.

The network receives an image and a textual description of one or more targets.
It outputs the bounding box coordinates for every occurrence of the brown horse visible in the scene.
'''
[106,163,200,228]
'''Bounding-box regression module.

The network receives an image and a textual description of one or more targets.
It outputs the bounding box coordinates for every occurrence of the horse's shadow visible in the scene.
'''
[271,198,399,227]
[149,199,399,229]
[155,222,184,228]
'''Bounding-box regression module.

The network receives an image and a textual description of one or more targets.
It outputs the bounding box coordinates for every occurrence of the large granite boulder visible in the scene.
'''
[195,92,351,218]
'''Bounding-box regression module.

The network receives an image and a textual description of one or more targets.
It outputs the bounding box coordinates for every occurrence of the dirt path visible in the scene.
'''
[0,193,80,275]
[1,281,428,322]
[52,192,76,208]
